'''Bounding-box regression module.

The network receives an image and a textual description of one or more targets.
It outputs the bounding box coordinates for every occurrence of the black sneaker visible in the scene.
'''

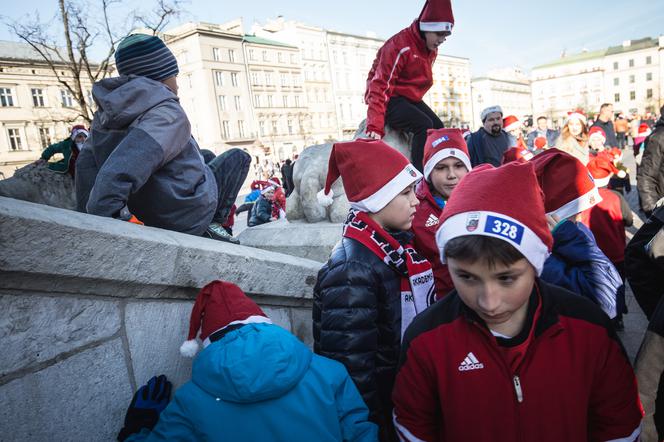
[205,223,240,244]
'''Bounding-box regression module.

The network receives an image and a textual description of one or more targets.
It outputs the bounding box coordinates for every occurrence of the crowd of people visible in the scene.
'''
[25,0,664,440]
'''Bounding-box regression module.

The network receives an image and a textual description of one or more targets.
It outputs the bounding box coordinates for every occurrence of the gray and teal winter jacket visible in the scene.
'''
[75,75,217,235]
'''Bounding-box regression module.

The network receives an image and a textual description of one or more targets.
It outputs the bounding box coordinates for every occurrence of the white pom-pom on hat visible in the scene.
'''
[317,188,334,207]
[179,339,199,358]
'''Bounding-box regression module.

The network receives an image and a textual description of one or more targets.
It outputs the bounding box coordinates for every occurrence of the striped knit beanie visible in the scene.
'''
[115,34,179,81]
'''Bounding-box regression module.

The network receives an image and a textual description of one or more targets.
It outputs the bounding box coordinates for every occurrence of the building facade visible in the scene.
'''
[425,54,473,128]
[253,18,339,144]
[325,30,384,138]
[0,41,90,178]
[531,36,664,124]
[471,67,532,129]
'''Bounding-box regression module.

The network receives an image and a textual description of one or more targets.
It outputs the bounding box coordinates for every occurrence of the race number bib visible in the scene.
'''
[484,215,524,245]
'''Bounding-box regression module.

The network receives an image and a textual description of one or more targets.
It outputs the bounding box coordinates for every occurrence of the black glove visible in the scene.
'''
[117,375,172,441]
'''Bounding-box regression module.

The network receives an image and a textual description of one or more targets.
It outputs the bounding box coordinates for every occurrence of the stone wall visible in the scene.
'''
[0,196,322,441]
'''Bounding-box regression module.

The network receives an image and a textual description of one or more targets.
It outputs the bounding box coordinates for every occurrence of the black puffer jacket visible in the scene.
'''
[313,232,410,434]
[248,195,272,227]
[638,109,664,215]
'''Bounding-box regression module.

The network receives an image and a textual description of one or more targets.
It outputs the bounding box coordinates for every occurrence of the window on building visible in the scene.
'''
[251,72,260,85]
[271,120,278,134]
[215,71,225,86]
[238,120,245,138]
[287,119,293,135]
[614,93,620,102]
[629,59,634,67]
[218,95,226,111]
[212,47,221,61]
[249,49,255,61]
[267,95,273,107]
[278,52,283,63]
[647,72,653,81]
[282,95,288,107]
[7,128,22,150]
[629,75,635,83]
[221,121,231,140]
[60,89,74,107]
[647,89,653,99]
[613,61,618,70]
[613,78,619,86]
[234,96,242,111]
[253,94,261,108]
[265,72,272,86]
[281,73,288,87]
[262,50,269,61]
[290,54,296,64]
[0,88,15,107]
[228,49,236,63]
[646,56,652,65]
[231,72,239,87]
[31,88,45,107]
[38,127,51,148]
[630,91,636,100]
[294,95,300,107]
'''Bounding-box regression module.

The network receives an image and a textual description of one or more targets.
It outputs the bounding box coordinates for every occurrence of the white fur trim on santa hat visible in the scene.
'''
[588,132,606,143]
[565,112,587,125]
[179,339,200,358]
[419,21,453,32]
[202,315,273,349]
[317,188,334,207]
[436,211,551,275]
[592,175,611,188]
[350,164,422,213]
[423,148,472,181]
[481,106,503,122]
[617,169,626,178]
[503,121,520,133]
[71,128,89,140]
[548,185,602,219]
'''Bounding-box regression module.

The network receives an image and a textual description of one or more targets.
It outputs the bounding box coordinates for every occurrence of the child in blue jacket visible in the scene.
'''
[118,281,377,442]
[532,149,621,319]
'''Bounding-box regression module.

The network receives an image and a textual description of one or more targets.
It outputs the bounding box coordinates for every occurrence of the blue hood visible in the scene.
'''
[192,323,312,403]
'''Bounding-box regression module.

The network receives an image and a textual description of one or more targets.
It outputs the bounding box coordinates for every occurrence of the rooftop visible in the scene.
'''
[242,35,297,49]
[533,48,606,69]
[0,40,65,63]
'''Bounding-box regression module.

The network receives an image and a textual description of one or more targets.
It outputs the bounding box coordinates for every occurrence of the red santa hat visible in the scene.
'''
[588,126,606,144]
[502,115,520,133]
[634,123,652,146]
[418,0,454,33]
[587,155,625,188]
[317,139,422,213]
[502,146,534,164]
[422,128,471,181]
[70,125,89,140]
[531,148,601,219]
[565,110,587,125]
[179,281,271,357]
[435,162,552,275]
[534,136,547,150]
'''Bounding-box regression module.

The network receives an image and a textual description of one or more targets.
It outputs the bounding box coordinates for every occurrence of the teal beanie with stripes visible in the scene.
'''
[114,34,179,81]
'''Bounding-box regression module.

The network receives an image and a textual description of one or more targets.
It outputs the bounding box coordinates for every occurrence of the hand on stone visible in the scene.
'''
[366,131,382,140]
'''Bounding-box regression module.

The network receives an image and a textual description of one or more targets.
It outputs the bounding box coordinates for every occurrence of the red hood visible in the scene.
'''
[408,20,435,56]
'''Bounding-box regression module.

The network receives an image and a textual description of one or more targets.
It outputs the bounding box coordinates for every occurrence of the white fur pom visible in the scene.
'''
[317,188,334,207]
[179,339,199,358]
[618,170,627,179]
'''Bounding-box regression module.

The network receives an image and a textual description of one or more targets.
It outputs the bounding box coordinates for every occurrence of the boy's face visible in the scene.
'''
[429,157,469,199]
[370,183,419,231]
[447,256,536,335]
[589,137,605,150]
[423,31,449,51]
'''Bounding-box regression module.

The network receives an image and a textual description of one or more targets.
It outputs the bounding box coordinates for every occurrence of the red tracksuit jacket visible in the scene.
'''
[393,279,642,442]
[365,20,437,137]
[411,180,454,298]
[581,187,633,266]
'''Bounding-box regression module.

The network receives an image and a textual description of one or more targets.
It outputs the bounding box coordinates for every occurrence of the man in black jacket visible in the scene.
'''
[592,103,619,148]
[638,106,664,217]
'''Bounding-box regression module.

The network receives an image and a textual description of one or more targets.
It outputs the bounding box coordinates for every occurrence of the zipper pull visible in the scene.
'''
[513,375,524,403]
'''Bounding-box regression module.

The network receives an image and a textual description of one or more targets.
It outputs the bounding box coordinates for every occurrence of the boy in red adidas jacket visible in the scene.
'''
[412,128,471,298]
[392,161,642,442]
[364,0,453,172]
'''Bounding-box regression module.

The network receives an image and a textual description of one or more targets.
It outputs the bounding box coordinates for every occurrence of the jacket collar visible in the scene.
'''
[416,179,440,207]
[407,20,430,55]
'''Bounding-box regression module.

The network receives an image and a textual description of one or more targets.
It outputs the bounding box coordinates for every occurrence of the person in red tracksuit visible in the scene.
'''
[412,128,471,298]
[392,161,643,442]
[364,0,453,172]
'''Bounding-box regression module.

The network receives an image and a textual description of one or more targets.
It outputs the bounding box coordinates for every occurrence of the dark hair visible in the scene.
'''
[444,235,526,268]
[600,103,612,112]
[537,116,547,122]
[285,159,292,165]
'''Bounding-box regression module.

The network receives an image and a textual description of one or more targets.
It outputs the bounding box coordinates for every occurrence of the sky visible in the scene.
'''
[1,0,663,76]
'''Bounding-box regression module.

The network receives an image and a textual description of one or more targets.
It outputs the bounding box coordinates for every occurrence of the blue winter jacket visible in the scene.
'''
[541,220,620,318]
[127,323,377,442]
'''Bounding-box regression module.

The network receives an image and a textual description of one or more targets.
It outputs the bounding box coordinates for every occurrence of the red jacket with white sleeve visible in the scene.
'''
[364,21,437,137]
[392,279,643,442]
